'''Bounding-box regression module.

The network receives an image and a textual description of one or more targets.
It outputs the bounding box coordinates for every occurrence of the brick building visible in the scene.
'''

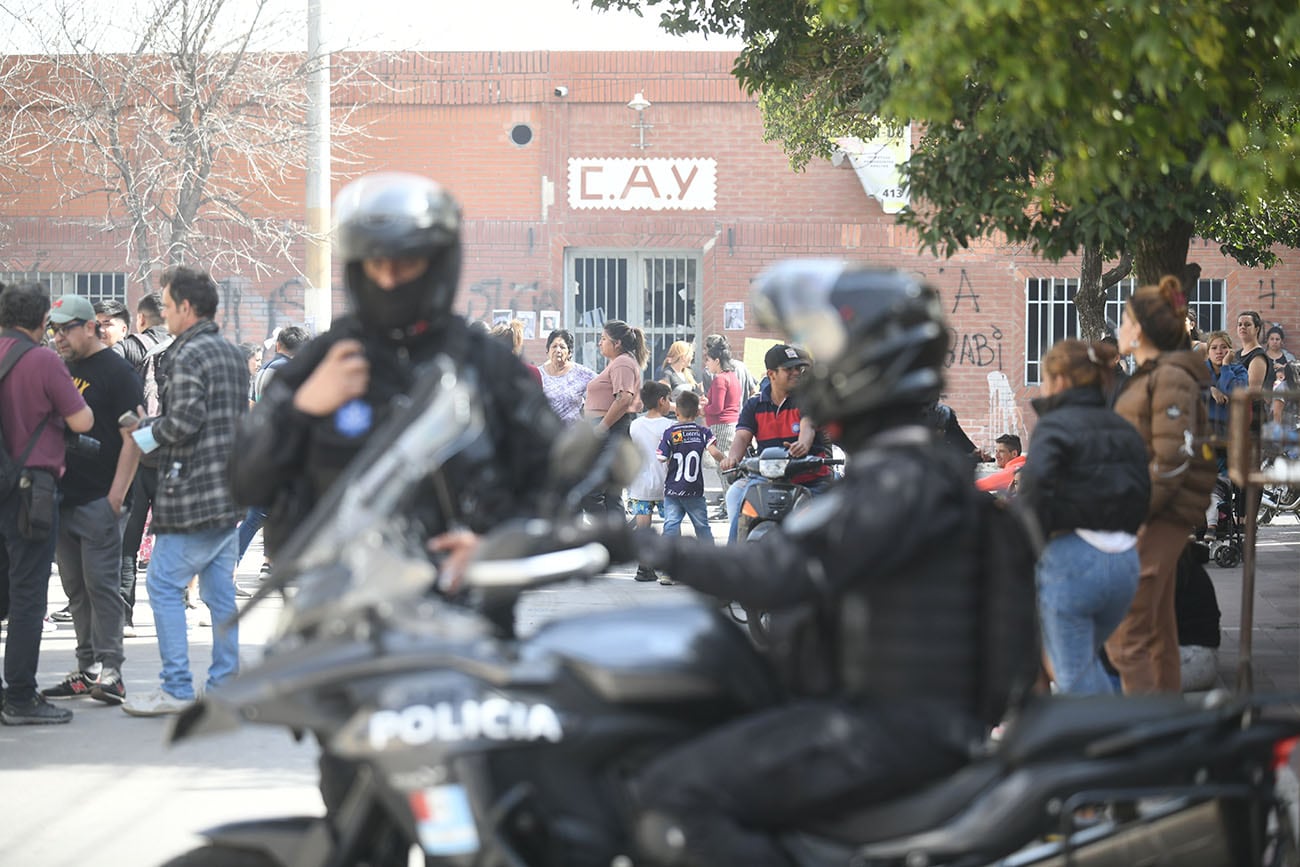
[2,49,1297,446]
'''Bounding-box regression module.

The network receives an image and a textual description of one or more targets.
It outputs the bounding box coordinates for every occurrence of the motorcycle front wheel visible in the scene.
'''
[160,845,279,867]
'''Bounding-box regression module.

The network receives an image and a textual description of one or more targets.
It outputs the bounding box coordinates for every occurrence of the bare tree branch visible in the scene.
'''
[10,0,382,288]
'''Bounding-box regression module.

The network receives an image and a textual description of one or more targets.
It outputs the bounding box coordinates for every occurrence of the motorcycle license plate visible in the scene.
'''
[408,783,480,856]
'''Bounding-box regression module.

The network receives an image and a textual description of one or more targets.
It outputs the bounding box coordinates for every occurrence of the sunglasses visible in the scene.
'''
[47,320,86,336]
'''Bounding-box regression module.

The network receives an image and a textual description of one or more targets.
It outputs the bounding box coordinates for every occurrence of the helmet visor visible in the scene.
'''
[752,260,849,364]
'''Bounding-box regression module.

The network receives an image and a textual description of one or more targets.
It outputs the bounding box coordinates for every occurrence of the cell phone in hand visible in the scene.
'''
[118,411,140,428]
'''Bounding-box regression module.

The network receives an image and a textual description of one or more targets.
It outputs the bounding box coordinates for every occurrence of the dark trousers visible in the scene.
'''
[582,414,634,520]
[56,498,126,671]
[0,493,59,702]
[119,465,158,619]
[237,506,268,562]
[634,700,977,867]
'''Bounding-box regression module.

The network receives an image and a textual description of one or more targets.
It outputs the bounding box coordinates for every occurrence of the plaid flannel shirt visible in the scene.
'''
[149,319,247,534]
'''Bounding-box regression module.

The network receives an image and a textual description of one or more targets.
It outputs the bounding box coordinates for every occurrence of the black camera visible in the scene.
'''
[64,431,102,457]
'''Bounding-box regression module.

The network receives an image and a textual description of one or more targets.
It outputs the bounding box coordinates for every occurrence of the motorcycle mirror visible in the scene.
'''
[548,422,603,488]
[608,438,642,488]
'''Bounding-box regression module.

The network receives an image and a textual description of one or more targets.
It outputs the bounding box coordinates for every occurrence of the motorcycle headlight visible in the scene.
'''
[759,457,788,479]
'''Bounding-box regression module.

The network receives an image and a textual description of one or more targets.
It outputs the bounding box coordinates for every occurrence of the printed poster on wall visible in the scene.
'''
[835,124,911,215]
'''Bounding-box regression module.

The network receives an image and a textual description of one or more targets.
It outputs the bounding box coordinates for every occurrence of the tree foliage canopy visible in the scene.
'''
[590,0,1300,283]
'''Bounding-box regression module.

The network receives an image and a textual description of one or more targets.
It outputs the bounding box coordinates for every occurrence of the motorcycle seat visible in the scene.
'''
[795,759,1005,845]
[997,694,1203,766]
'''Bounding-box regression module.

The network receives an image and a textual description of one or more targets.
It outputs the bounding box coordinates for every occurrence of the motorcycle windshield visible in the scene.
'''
[271,356,487,638]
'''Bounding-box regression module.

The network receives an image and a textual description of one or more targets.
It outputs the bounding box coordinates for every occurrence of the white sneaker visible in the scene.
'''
[122,688,193,717]
[122,624,137,638]
[41,616,57,634]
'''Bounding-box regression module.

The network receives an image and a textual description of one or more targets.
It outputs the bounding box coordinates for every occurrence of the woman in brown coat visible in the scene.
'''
[1109,275,1217,693]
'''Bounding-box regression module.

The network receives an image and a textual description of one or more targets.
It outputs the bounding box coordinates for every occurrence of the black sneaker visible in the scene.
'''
[634,565,658,582]
[41,671,95,699]
[2,694,73,725]
[91,669,126,705]
[50,606,74,623]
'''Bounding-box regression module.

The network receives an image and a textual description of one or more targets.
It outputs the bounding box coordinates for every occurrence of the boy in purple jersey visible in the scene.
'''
[657,391,725,560]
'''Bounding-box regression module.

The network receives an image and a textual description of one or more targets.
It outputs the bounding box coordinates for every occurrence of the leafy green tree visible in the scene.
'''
[591,0,1300,338]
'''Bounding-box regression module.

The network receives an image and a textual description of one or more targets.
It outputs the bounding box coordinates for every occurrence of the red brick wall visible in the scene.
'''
[1,49,1297,444]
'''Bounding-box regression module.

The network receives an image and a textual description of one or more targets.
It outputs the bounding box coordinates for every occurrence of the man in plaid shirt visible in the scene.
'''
[121,267,248,717]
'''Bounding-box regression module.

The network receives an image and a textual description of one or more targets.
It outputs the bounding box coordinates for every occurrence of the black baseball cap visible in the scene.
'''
[764,343,811,371]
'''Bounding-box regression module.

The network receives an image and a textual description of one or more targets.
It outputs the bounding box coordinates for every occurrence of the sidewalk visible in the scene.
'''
[1212,515,1300,694]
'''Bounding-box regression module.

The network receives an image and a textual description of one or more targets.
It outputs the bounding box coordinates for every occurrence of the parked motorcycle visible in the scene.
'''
[162,359,1300,867]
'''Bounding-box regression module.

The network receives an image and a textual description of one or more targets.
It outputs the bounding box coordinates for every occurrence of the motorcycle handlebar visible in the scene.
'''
[463,542,610,589]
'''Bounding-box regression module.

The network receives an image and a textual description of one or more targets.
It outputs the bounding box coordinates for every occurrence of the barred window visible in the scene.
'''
[0,271,127,304]
[1025,277,1224,385]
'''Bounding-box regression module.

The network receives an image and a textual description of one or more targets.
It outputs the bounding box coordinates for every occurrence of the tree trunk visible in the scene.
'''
[1132,219,1193,287]
[1076,245,1132,341]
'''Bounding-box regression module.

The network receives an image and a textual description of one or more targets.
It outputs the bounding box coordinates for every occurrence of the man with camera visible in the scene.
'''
[0,283,93,725]
[41,295,142,706]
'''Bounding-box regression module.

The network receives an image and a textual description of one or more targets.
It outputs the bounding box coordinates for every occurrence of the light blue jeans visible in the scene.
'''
[146,528,240,700]
[1037,532,1139,695]
[664,495,713,541]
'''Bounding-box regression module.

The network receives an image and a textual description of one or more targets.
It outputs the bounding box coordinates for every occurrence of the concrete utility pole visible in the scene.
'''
[304,0,332,332]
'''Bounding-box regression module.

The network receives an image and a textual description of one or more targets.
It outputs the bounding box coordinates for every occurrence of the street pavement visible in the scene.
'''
[0,508,1296,866]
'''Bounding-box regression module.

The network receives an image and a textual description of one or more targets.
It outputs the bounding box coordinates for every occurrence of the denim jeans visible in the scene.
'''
[1037,532,1139,695]
[237,506,268,562]
[664,495,713,541]
[146,528,240,700]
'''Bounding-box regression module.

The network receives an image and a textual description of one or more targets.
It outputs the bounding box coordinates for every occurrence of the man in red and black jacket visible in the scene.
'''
[718,343,832,542]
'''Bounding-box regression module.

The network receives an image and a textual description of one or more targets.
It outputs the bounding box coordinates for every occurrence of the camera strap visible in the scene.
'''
[0,332,52,470]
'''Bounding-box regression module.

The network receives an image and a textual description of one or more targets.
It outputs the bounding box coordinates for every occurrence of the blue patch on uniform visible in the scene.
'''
[335,400,373,438]
[791,421,801,434]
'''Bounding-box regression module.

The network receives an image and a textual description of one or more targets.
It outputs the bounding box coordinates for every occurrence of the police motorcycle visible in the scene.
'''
[164,357,1300,867]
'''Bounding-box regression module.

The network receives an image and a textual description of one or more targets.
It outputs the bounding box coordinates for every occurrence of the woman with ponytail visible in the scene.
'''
[1019,339,1150,693]
[583,319,649,516]
[1109,276,1217,693]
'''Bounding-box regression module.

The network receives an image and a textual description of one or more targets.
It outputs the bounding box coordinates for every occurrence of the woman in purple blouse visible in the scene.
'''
[538,328,596,423]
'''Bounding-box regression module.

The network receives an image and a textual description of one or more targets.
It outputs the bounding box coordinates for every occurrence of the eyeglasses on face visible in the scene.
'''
[47,320,86,336]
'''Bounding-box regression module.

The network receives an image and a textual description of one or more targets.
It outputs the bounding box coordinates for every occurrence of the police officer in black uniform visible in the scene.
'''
[624,261,1033,867]
[229,172,558,553]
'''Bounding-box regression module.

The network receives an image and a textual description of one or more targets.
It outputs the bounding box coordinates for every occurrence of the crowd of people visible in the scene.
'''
[0,166,1293,867]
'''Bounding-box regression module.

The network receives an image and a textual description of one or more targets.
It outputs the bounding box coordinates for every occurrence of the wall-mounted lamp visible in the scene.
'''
[627,91,652,149]
[554,86,569,97]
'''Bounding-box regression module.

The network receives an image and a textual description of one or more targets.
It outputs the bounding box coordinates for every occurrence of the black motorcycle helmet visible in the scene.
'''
[333,172,462,337]
[752,260,947,435]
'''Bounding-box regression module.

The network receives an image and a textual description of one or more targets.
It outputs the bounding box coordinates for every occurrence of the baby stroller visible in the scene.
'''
[1200,475,1244,568]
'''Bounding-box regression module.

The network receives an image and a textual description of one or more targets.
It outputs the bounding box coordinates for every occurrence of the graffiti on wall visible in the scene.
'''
[1258,278,1278,310]
[947,325,1005,370]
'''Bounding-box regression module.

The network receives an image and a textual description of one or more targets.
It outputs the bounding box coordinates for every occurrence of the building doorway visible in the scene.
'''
[566,250,702,376]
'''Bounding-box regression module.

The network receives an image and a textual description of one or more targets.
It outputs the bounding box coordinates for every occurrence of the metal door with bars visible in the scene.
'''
[566,250,702,375]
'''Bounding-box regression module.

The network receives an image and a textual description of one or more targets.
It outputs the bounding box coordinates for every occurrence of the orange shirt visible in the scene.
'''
[976,453,1027,493]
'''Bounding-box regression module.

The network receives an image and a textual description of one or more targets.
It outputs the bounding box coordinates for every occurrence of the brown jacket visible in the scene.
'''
[1113,350,1216,527]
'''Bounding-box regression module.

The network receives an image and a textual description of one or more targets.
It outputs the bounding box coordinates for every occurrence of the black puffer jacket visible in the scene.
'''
[229,314,559,553]
[1019,386,1150,536]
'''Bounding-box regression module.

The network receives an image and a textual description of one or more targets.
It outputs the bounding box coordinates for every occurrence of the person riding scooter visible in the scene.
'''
[617,260,1035,867]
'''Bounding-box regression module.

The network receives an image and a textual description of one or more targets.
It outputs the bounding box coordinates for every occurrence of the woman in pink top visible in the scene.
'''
[583,319,648,517]
[703,341,741,456]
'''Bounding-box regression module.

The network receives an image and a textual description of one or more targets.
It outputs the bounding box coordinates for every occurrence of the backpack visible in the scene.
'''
[973,492,1042,726]
[0,335,50,499]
